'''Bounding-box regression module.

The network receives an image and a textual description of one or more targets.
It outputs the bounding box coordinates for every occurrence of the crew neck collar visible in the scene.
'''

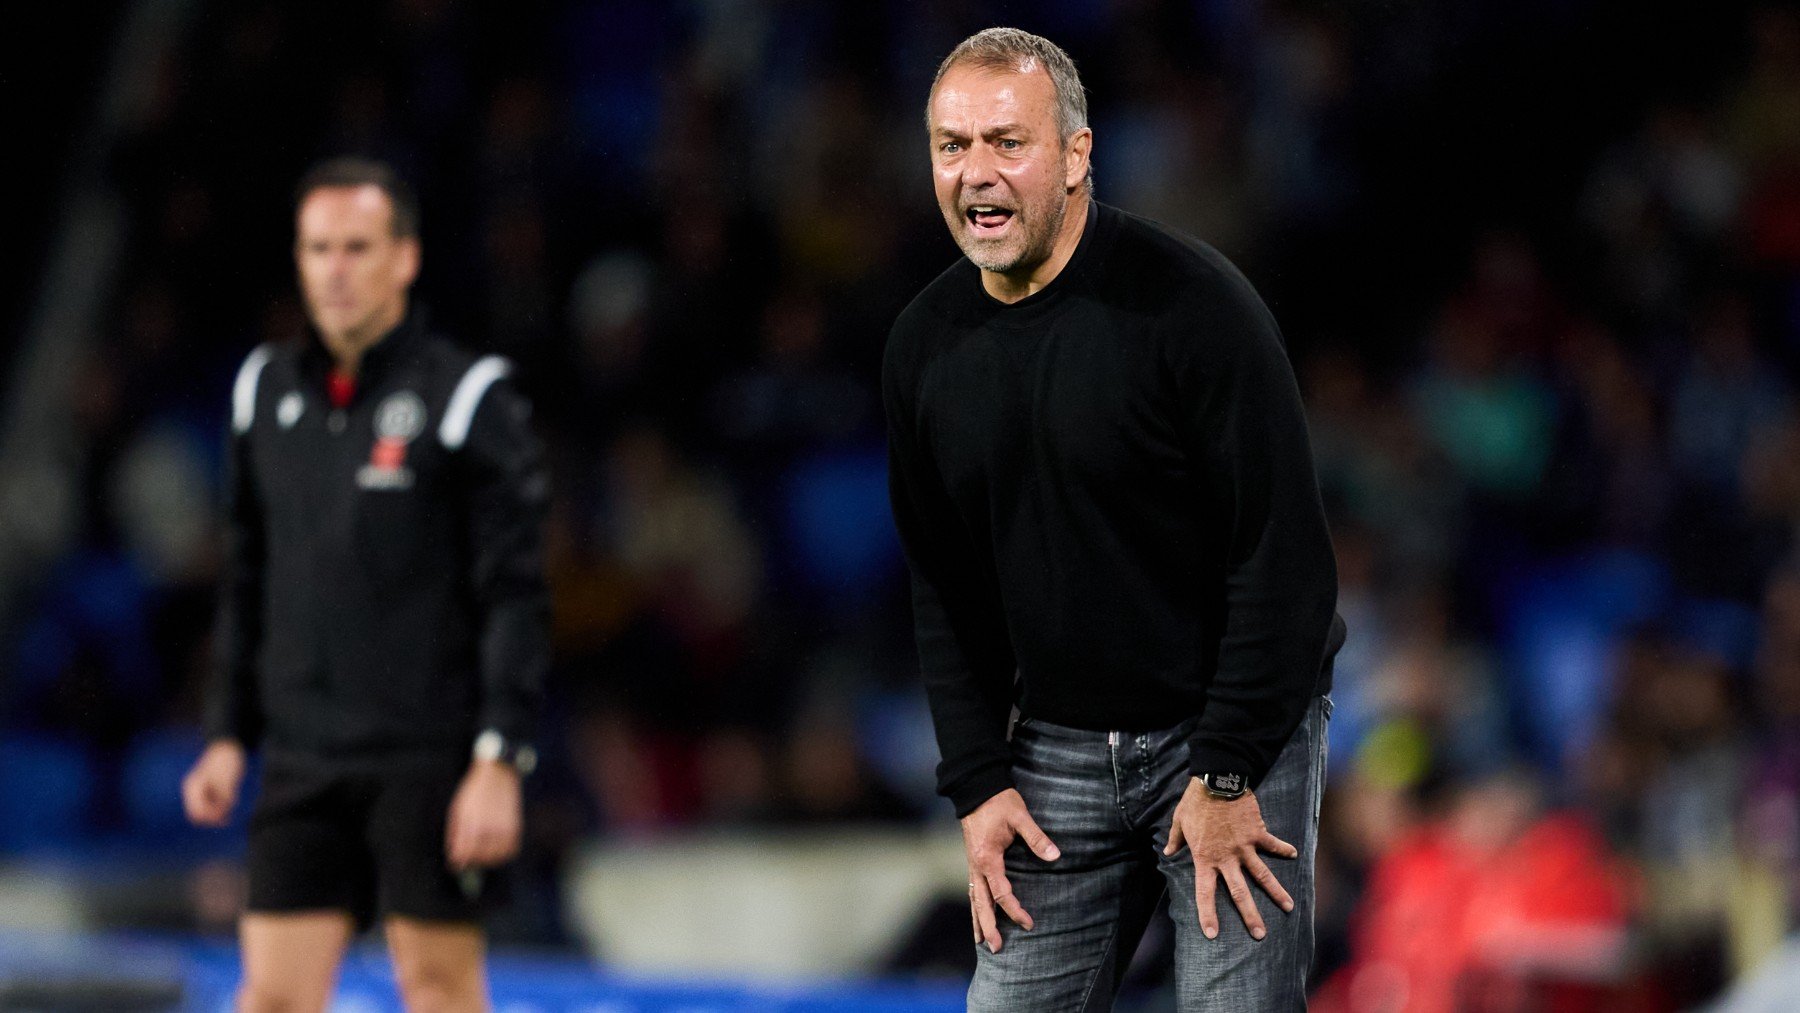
[964,200,1108,323]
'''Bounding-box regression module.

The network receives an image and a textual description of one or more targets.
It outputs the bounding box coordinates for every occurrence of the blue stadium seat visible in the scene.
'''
[783,447,903,603]
[0,735,97,853]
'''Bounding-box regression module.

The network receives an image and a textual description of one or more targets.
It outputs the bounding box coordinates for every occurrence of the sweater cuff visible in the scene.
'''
[1186,735,1271,791]
[203,702,259,750]
[945,762,1017,818]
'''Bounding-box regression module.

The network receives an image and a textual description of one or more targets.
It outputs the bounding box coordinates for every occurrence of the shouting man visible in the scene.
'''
[885,28,1346,1012]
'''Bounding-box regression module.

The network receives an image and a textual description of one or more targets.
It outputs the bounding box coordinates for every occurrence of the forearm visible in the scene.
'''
[1187,408,1340,785]
[907,559,1020,814]
[207,433,265,747]
[1186,553,1339,786]
[476,595,549,744]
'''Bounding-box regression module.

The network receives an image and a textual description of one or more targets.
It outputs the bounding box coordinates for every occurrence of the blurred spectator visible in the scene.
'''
[1315,775,1635,1013]
[1410,238,1560,506]
[1736,567,1800,974]
[1670,295,1790,496]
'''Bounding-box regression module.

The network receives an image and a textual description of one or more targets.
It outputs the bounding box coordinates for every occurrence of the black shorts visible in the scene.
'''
[246,757,504,929]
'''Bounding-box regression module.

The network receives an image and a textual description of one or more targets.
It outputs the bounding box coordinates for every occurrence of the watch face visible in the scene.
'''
[1208,772,1245,795]
[474,730,505,762]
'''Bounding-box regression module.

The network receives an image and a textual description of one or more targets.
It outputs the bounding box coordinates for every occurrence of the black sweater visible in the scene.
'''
[884,201,1346,817]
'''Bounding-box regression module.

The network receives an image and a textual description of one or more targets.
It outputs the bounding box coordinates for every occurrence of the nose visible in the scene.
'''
[960,143,1000,190]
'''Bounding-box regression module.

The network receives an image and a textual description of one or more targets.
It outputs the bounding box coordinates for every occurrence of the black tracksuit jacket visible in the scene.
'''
[204,312,550,765]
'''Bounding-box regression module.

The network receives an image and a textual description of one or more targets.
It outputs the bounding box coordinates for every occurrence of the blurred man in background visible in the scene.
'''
[180,157,550,1012]
[886,28,1344,1011]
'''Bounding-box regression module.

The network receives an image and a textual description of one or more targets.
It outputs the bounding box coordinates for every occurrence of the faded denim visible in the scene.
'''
[968,695,1331,1012]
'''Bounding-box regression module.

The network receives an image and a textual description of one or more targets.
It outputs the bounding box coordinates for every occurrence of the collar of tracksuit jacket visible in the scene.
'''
[297,305,428,403]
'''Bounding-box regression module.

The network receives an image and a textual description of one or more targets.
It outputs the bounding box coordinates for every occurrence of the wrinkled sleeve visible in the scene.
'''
[205,424,266,747]
[459,378,552,749]
[884,329,1018,817]
[1171,272,1341,789]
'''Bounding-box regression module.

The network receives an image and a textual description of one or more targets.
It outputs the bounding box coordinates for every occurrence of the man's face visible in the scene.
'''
[928,62,1085,275]
[294,184,418,347]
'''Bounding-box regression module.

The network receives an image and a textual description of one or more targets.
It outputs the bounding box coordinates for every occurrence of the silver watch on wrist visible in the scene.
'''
[472,729,538,776]
[1198,771,1248,800]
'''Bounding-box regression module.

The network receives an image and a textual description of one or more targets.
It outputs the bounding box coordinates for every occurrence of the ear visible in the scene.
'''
[396,236,422,288]
[1064,127,1093,192]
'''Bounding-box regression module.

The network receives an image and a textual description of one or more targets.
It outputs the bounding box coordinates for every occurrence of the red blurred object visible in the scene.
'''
[327,368,356,409]
[1314,811,1650,1013]
[371,436,406,469]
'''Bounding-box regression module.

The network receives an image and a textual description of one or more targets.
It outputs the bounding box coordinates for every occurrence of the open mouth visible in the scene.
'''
[966,205,1015,234]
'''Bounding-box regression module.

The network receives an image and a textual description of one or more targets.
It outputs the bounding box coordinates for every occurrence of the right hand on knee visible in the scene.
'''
[961,788,1061,953]
[181,739,246,827]
[1165,780,1296,942]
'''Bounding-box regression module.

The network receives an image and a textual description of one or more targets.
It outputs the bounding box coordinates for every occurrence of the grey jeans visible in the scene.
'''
[967,695,1331,1012]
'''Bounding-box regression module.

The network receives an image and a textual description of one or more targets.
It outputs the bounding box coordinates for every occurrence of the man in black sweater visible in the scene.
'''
[180,158,548,1012]
[886,28,1345,1011]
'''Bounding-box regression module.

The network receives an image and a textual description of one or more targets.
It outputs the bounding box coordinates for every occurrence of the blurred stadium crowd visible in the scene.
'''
[6,0,1800,1007]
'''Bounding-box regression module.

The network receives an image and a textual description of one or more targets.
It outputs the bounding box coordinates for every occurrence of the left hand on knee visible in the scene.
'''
[1164,779,1296,942]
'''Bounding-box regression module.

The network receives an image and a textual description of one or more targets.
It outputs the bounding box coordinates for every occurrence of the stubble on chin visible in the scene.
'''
[954,196,1067,277]
[963,239,1023,274]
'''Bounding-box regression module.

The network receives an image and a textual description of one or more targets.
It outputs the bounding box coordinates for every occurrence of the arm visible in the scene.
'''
[460,374,551,753]
[204,426,268,750]
[882,337,1016,818]
[186,363,268,827]
[1163,267,1341,938]
[447,372,550,869]
[884,331,1058,953]
[1175,273,1340,790]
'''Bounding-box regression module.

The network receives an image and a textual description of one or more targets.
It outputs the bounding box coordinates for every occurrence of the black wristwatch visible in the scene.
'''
[1198,772,1248,800]
[473,729,538,776]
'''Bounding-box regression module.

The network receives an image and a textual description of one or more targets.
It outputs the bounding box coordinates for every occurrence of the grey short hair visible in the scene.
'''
[928,27,1090,143]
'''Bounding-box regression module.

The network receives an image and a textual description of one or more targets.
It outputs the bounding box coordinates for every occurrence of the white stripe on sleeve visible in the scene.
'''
[231,345,275,435]
[438,355,512,450]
